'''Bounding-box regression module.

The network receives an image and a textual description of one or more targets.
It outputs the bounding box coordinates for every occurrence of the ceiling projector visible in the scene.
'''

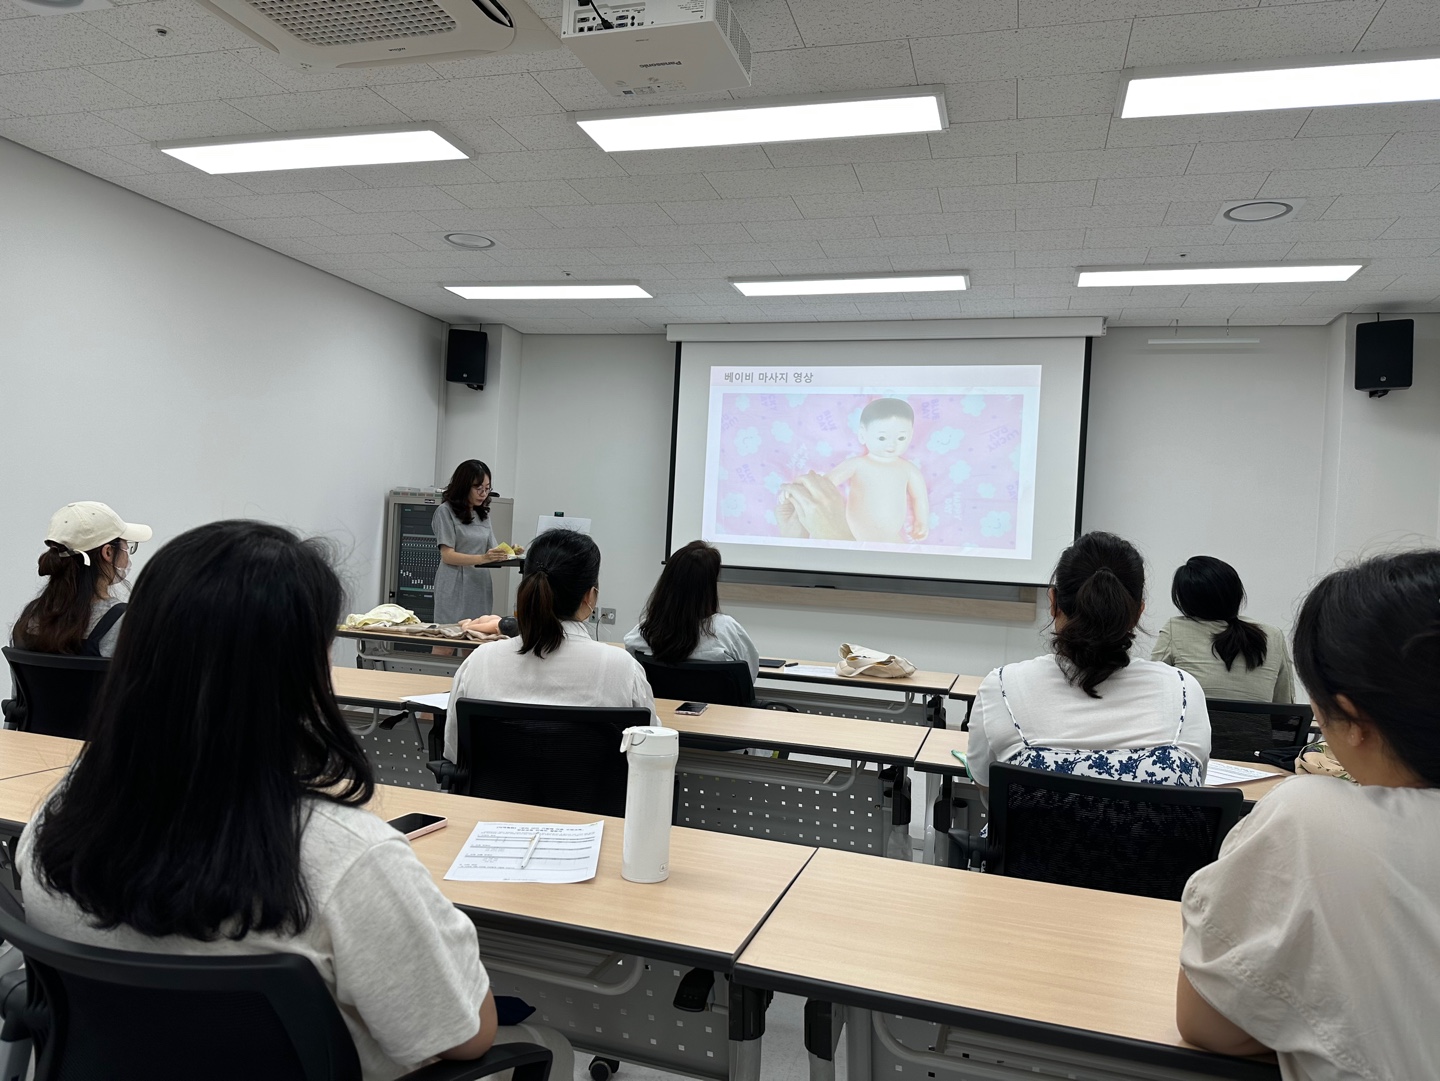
[561,0,752,97]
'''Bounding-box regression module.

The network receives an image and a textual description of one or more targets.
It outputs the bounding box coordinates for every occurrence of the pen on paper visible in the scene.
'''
[519,832,540,869]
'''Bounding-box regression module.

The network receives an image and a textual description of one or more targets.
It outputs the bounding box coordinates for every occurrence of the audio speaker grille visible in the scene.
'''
[248,0,458,46]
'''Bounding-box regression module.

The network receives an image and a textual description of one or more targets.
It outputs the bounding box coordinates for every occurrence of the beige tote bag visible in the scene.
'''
[837,643,918,679]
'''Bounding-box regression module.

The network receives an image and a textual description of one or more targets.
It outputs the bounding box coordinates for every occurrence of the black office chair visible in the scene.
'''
[1,647,109,738]
[950,763,1243,901]
[632,656,756,708]
[428,700,650,817]
[1205,698,1315,760]
[0,887,551,1081]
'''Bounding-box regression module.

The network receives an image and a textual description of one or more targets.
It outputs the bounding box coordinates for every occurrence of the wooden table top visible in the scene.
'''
[735,847,1275,1078]
[0,730,81,781]
[0,768,69,830]
[368,786,814,968]
[336,626,483,650]
[331,666,452,708]
[759,659,958,696]
[656,700,927,764]
[949,673,985,700]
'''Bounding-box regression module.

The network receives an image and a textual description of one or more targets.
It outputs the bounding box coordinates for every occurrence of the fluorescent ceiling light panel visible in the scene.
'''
[1121,53,1440,117]
[445,283,653,299]
[575,88,946,152]
[1077,264,1363,287]
[160,128,468,174]
[732,273,969,297]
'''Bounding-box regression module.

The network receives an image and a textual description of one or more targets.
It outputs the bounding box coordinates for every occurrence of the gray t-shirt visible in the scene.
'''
[19,799,490,1081]
[84,597,125,658]
[431,502,495,625]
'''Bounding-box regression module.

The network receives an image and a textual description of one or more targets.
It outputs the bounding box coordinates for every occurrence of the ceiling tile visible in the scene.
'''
[494,111,594,150]
[373,73,563,120]
[942,80,1020,124]
[1290,238,1440,259]
[566,172,719,203]
[88,51,287,105]
[1259,165,1440,197]
[1081,224,1236,246]
[477,148,626,181]
[1379,217,1440,239]
[225,87,413,130]
[660,196,802,224]
[1371,132,1440,167]
[1354,0,1440,51]
[1018,72,1120,118]
[0,17,143,75]
[855,155,1015,191]
[1186,135,1391,174]
[345,160,493,187]
[1094,172,1266,203]
[421,207,554,230]
[1296,102,1440,138]
[47,144,151,176]
[1020,1,1256,26]
[96,99,274,141]
[0,109,138,149]
[939,179,1096,209]
[1106,112,1305,148]
[931,115,1110,158]
[117,170,253,199]
[530,66,730,112]
[956,228,1087,251]
[745,216,881,241]
[666,261,777,279]
[821,235,951,257]
[913,21,1130,83]
[1146,243,1297,261]
[220,216,338,239]
[487,225,634,248]
[733,40,916,98]
[0,67,145,115]
[793,189,942,218]
[1017,144,1193,182]
[320,186,467,213]
[211,191,356,219]
[303,233,424,254]
[78,0,256,56]
[1324,192,1440,220]
[785,0,1016,47]
[625,223,754,245]
[1014,246,1148,266]
[876,209,1017,235]
[706,164,861,197]
[1221,217,1393,243]
[1124,2,1383,68]
[592,246,712,264]
[762,133,933,170]
[231,168,369,194]
[313,211,460,234]
[1020,203,1169,230]
[536,202,675,227]
[442,180,588,208]
[700,240,829,261]
[612,145,772,175]
[728,0,804,51]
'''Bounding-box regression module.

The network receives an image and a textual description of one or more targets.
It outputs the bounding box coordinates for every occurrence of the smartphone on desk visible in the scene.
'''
[388,812,447,841]
[675,701,708,716]
[757,658,788,669]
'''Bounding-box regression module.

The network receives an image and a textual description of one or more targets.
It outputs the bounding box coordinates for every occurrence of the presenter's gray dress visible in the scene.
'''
[431,502,495,624]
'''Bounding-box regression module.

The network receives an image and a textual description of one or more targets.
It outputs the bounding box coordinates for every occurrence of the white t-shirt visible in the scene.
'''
[966,654,1211,788]
[1182,775,1440,1081]
[19,799,490,1081]
[445,621,656,763]
[623,613,761,680]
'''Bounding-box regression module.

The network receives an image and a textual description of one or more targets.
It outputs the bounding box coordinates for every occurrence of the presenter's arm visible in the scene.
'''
[439,990,499,1060]
[439,545,510,567]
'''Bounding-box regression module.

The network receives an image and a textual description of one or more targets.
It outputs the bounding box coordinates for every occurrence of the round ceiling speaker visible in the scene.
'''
[444,233,496,250]
[1223,200,1295,223]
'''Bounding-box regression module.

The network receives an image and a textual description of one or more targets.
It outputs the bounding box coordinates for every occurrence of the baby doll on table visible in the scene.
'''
[778,397,931,544]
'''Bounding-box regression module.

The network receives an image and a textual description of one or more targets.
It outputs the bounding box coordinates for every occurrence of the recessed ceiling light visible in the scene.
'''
[159,125,469,174]
[731,272,969,297]
[574,87,947,152]
[1221,200,1296,223]
[444,283,653,300]
[1077,263,1364,287]
[1120,52,1440,118]
[444,233,495,250]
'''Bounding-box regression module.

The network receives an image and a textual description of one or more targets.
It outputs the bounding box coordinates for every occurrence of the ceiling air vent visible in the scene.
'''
[192,0,558,68]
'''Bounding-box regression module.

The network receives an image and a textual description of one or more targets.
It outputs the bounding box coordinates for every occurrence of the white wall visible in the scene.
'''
[0,136,443,636]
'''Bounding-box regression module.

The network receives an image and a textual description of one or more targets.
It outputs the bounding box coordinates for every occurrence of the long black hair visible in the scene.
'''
[1293,550,1440,786]
[639,540,721,665]
[1171,555,1269,672]
[12,540,123,654]
[1051,531,1145,698]
[515,529,600,659]
[441,459,492,525]
[32,520,375,941]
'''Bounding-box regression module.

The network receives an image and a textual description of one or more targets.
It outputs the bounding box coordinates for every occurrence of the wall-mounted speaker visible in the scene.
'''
[1355,318,1413,398]
[445,328,488,390]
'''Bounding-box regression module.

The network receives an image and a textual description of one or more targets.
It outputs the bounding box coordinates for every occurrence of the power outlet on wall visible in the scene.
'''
[599,607,617,625]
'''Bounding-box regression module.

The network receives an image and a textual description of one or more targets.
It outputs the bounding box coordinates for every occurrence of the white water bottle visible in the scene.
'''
[619,726,679,883]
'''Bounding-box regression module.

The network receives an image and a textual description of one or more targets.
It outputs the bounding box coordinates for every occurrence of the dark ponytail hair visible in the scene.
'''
[441,459,492,525]
[515,529,601,659]
[638,540,722,665]
[12,540,122,654]
[1050,531,1145,698]
[1293,550,1440,787]
[1171,555,1269,672]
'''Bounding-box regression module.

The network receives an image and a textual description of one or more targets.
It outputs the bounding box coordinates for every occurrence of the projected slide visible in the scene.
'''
[702,365,1041,559]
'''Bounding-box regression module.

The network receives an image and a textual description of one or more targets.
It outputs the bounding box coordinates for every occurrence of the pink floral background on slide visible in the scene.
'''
[709,391,1026,551]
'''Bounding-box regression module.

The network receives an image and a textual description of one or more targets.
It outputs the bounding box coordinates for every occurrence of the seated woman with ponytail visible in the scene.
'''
[11,501,152,657]
[444,529,656,764]
[966,532,1212,795]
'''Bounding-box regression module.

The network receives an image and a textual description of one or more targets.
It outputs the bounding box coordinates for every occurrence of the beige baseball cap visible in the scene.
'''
[46,502,153,564]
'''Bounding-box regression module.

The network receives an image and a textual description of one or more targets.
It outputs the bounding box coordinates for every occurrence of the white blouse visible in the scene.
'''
[623,613,760,680]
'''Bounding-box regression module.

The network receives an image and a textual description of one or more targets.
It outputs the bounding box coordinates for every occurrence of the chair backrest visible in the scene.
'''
[454,699,652,817]
[0,888,362,1081]
[1,647,109,739]
[987,763,1243,901]
[632,655,755,708]
[1204,698,1316,753]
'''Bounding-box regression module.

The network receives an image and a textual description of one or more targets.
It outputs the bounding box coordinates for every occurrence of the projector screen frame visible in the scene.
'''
[663,337,1093,593]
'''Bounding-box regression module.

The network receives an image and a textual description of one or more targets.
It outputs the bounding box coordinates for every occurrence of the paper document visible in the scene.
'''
[444,821,604,884]
[404,692,451,711]
[783,664,837,678]
[1206,762,1277,786]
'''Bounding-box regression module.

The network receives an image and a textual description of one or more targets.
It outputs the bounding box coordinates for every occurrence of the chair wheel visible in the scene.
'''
[588,1056,620,1080]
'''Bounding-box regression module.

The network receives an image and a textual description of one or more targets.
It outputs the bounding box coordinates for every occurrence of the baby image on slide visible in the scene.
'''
[704,370,1040,558]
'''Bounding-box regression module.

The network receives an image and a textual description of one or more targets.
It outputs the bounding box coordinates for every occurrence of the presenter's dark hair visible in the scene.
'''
[1293,550,1440,786]
[860,397,914,427]
[1171,555,1268,672]
[1050,531,1145,698]
[442,458,492,524]
[639,540,721,665]
[516,529,601,658]
[32,520,374,942]
[12,539,123,654]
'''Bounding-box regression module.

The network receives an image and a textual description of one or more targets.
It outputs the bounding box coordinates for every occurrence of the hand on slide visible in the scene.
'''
[776,473,854,541]
[911,522,929,541]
